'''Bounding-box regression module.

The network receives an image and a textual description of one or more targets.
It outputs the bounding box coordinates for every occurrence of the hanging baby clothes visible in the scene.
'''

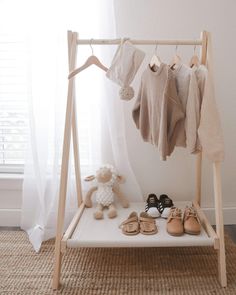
[106,40,145,100]
[191,33,224,162]
[192,64,224,162]
[171,63,201,153]
[132,63,184,160]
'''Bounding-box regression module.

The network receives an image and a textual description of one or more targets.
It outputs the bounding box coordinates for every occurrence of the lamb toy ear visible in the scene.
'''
[84,175,95,182]
[117,175,125,184]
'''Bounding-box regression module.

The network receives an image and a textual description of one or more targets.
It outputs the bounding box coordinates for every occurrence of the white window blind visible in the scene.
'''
[0,34,101,176]
[0,35,28,173]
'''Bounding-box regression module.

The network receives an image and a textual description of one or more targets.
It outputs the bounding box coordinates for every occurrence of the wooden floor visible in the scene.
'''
[0,225,236,243]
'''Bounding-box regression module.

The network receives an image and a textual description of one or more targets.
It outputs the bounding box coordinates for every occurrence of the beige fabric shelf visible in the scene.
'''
[66,202,214,248]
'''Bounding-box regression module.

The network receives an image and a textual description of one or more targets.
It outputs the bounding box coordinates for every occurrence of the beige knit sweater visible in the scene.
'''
[132,63,184,160]
[172,63,201,153]
[195,65,224,162]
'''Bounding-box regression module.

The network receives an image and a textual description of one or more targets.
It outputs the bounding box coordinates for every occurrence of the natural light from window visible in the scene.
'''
[0,0,104,174]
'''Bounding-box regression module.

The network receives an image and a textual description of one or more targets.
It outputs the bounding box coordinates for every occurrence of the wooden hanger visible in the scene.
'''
[170,45,182,70]
[68,40,108,79]
[149,44,162,71]
[189,45,200,68]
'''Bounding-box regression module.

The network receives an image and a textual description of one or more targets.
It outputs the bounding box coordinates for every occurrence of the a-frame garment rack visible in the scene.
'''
[52,31,227,290]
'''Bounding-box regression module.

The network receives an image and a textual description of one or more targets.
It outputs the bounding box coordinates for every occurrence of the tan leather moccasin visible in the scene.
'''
[183,206,201,235]
[166,207,184,236]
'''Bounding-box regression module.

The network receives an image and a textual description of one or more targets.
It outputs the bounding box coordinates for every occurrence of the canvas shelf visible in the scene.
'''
[65,202,215,249]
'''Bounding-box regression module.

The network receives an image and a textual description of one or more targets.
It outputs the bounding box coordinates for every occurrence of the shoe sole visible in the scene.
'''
[184,230,201,235]
[161,212,170,219]
[122,229,139,236]
[148,213,161,218]
[140,228,158,235]
[167,230,184,236]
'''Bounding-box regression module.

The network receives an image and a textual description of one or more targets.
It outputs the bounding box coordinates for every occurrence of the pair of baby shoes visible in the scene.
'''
[166,206,201,236]
[119,211,158,235]
[145,194,174,219]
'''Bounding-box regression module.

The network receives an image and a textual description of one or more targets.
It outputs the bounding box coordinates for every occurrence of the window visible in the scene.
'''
[0,1,107,175]
[0,35,28,173]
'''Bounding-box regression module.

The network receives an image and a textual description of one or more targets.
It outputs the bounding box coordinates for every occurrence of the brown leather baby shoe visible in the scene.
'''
[166,207,184,236]
[119,212,139,235]
[183,206,201,235]
[139,212,158,235]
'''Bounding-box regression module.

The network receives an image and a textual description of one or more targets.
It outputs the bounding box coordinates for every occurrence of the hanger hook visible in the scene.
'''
[90,39,94,55]
[193,44,197,55]
[175,45,178,54]
[155,43,158,54]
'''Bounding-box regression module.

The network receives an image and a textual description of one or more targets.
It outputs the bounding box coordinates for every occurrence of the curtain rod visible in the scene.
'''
[76,39,202,46]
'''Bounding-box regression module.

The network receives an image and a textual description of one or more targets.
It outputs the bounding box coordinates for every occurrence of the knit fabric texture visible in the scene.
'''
[132,63,184,160]
[195,64,224,162]
[106,40,145,100]
[172,63,201,153]
[96,184,115,207]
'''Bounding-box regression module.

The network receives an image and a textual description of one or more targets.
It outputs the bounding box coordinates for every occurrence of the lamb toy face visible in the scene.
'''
[84,164,129,219]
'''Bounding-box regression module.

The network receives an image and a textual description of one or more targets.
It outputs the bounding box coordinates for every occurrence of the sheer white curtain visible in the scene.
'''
[12,0,143,251]
[98,5,143,201]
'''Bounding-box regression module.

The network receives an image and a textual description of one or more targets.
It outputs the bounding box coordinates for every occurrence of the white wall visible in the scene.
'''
[1,0,236,226]
[114,0,236,209]
[0,176,22,226]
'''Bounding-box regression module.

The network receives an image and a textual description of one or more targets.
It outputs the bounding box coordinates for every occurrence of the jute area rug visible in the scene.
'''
[0,230,236,295]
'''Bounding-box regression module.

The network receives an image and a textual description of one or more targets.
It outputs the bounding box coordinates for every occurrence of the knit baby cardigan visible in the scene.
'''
[132,63,184,160]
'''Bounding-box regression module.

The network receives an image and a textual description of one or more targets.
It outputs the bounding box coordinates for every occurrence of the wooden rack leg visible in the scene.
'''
[194,30,207,207]
[213,162,227,287]
[195,152,202,205]
[52,31,78,290]
[72,99,83,206]
[67,32,83,207]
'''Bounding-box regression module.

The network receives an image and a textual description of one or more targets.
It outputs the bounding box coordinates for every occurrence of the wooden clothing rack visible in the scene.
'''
[52,31,227,290]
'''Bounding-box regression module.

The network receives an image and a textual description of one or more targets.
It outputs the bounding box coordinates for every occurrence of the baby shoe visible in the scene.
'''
[139,212,158,235]
[119,212,139,236]
[166,207,184,236]
[158,194,174,218]
[145,194,161,218]
[183,206,201,235]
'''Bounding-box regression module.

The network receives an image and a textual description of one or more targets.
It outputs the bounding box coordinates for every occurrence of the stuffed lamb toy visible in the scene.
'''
[84,164,129,219]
